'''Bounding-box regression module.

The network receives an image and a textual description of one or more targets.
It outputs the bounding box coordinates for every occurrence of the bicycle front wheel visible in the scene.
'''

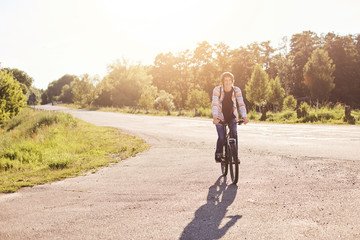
[229,142,239,184]
[221,148,228,176]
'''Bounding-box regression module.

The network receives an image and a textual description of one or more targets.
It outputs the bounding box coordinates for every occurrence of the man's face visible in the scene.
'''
[223,76,233,90]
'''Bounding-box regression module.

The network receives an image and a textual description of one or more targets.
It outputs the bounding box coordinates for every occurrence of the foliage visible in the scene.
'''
[41,74,77,104]
[72,74,99,107]
[303,48,335,102]
[245,65,270,108]
[300,102,310,117]
[2,67,34,94]
[185,89,211,109]
[101,59,152,107]
[289,31,320,97]
[324,34,360,106]
[27,86,42,105]
[267,76,285,109]
[283,95,297,110]
[138,85,158,109]
[195,107,212,117]
[279,110,296,121]
[0,108,148,192]
[153,90,175,111]
[248,109,259,120]
[40,31,360,109]
[58,84,74,103]
[0,70,26,123]
[27,93,37,105]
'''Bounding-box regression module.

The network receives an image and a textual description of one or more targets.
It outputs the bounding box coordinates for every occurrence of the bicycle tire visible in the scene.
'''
[229,142,239,184]
[221,146,228,176]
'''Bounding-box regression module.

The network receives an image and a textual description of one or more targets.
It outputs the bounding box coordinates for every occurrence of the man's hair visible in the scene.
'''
[220,72,234,84]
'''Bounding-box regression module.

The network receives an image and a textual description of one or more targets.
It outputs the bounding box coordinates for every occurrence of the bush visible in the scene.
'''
[266,112,275,121]
[283,95,297,111]
[343,114,356,124]
[300,102,310,117]
[154,90,175,111]
[317,112,335,121]
[302,113,318,123]
[248,109,258,120]
[186,89,210,109]
[280,110,296,121]
[196,107,212,117]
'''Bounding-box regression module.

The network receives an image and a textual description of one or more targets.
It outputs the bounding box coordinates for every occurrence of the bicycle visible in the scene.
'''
[219,120,244,184]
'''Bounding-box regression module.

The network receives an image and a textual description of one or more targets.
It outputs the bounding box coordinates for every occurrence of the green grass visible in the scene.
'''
[0,108,148,193]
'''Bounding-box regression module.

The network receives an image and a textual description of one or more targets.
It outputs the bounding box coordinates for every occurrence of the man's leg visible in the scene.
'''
[215,124,225,162]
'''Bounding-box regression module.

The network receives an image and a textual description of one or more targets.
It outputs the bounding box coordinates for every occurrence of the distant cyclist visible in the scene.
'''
[212,72,249,163]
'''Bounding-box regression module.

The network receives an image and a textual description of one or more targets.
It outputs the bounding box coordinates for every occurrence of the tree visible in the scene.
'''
[289,31,320,97]
[0,70,26,123]
[185,89,210,109]
[271,53,295,95]
[41,74,77,104]
[245,65,270,110]
[27,93,37,105]
[323,33,360,106]
[268,77,285,110]
[3,68,34,94]
[231,46,256,105]
[152,52,177,93]
[214,42,232,73]
[173,50,193,108]
[58,84,74,103]
[71,74,99,107]
[192,42,218,99]
[303,48,335,102]
[27,86,42,105]
[103,59,152,107]
[246,41,275,71]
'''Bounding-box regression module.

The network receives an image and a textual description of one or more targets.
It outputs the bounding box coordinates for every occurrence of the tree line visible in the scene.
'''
[1,30,360,123]
[41,31,360,112]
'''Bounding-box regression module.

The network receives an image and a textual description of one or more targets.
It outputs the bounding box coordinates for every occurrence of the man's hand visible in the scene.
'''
[242,117,249,125]
[213,117,220,125]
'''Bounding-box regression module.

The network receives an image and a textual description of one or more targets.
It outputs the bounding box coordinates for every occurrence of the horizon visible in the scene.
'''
[1,0,359,90]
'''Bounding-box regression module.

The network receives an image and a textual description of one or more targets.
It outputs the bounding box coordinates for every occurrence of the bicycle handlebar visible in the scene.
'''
[218,120,244,126]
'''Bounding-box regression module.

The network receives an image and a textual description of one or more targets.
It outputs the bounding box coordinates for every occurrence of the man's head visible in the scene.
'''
[220,72,234,85]
[220,72,234,91]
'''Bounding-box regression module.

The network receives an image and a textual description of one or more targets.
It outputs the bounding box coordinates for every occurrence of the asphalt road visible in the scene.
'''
[1,106,360,239]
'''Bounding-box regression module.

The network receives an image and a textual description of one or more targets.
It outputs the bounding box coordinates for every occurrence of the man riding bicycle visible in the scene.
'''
[212,72,249,163]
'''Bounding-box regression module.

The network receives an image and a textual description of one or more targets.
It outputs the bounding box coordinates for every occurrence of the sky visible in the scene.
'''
[0,0,359,90]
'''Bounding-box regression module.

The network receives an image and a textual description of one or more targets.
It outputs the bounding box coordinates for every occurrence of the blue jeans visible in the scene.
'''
[215,118,238,155]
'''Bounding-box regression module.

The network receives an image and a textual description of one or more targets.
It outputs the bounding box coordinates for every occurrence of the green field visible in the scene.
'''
[0,108,148,193]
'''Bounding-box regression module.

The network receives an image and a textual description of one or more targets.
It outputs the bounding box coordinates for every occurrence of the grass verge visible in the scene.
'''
[61,103,359,125]
[0,108,149,193]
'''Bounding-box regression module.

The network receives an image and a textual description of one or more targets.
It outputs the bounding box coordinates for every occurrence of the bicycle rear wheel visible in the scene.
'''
[229,142,239,184]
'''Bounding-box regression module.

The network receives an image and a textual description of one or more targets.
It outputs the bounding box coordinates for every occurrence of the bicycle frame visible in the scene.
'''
[222,124,236,161]
[219,120,243,184]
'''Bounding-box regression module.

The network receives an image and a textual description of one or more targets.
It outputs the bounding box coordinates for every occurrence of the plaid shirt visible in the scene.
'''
[212,85,247,121]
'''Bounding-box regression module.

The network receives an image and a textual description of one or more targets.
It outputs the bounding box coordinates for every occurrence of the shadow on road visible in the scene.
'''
[180,176,242,240]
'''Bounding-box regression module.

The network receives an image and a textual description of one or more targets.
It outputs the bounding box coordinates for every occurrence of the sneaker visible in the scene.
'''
[215,153,223,163]
[231,158,241,164]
